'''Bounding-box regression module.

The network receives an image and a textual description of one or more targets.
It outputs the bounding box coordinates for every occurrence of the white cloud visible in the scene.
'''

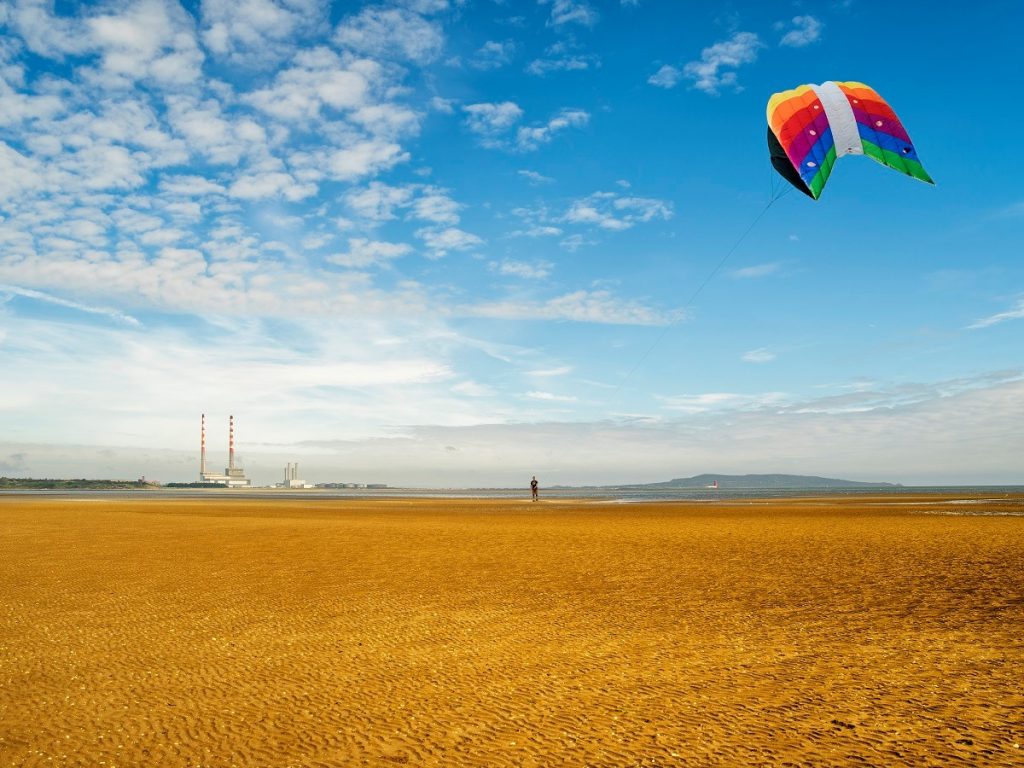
[342,182,463,226]
[334,6,444,64]
[647,64,682,89]
[85,0,206,87]
[327,238,413,268]
[463,101,524,137]
[159,175,227,197]
[165,95,262,166]
[527,366,572,377]
[778,15,823,48]
[243,48,372,121]
[526,53,597,76]
[742,348,776,363]
[301,232,334,250]
[659,391,786,414]
[200,0,327,67]
[731,262,780,279]
[429,96,456,113]
[518,169,554,184]
[467,290,678,325]
[410,188,462,225]
[540,0,599,27]
[527,390,577,402]
[563,192,672,231]
[452,380,494,397]
[472,40,515,70]
[415,226,483,257]
[6,373,1024,486]
[559,233,593,251]
[515,108,588,150]
[325,138,410,180]
[345,181,415,221]
[968,298,1024,329]
[0,141,46,201]
[349,103,421,138]
[7,0,91,58]
[492,259,552,279]
[683,32,762,95]
[228,168,317,201]
[528,226,563,237]
[0,81,66,129]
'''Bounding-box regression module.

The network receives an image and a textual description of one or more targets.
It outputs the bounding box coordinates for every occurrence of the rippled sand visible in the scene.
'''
[2,494,1023,767]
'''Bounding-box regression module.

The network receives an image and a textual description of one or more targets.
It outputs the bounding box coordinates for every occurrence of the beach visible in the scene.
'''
[1,494,1022,767]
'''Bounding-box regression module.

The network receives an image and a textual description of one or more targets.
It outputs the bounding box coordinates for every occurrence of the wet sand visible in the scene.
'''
[1,494,1022,767]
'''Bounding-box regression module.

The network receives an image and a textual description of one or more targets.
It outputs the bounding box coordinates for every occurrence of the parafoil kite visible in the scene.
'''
[767,81,933,199]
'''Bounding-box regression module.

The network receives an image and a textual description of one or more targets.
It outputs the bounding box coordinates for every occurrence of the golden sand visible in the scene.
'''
[1,494,1022,767]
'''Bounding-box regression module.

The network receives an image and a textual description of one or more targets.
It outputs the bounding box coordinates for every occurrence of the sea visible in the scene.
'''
[3,484,1024,513]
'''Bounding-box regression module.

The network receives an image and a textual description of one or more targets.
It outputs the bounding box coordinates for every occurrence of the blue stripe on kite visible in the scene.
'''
[855,122,920,162]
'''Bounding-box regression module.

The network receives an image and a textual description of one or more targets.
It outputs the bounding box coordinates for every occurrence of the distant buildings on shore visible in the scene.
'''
[194,414,388,489]
[315,482,388,489]
[198,414,250,487]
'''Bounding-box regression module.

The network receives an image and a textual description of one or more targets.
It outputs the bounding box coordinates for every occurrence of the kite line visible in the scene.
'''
[612,184,792,395]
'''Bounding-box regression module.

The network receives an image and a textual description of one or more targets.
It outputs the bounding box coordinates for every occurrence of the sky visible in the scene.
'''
[0,0,1022,487]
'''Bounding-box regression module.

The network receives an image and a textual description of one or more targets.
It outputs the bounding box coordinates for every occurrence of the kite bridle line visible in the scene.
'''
[611,183,793,397]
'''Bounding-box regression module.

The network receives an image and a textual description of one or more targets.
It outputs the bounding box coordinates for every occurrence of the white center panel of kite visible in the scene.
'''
[811,82,863,158]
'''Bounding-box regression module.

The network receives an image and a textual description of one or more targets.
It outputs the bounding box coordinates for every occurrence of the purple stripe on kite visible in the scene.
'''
[797,127,834,187]
[783,111,832,167]
[850,106,910,143]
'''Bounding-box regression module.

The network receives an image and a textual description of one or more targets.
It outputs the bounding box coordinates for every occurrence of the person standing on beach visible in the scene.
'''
[530,475,539,502]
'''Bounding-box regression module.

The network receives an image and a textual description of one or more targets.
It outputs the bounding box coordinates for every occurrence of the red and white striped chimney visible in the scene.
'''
[200,413,207,475]
[229,414,235,470]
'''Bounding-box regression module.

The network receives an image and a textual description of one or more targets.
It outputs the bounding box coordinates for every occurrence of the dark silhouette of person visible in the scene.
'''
[530,475,539,501]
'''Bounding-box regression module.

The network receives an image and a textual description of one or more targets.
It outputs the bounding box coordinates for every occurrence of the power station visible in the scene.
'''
[283,463,309,489]
[199,414,250,487]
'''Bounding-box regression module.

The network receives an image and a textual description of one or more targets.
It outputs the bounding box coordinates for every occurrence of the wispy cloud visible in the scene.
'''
[415,226,484,257]
[518,169,554,184]
[526,390,578,402]
[992,200,1024,218]
[492,260,553,279]
[0,284,141,326]
[527,366,572,377]
[563,192,673,231]
[327,239,413,269]
[540,0,599,27]
[968,298,1024,329]
[731,262,780,279]
[515,109,589,150]
[466,290,680,325]
[526,45,599,76]
[471,39,516,70]
[659,391,787,413]
[683,32,762,95]
[742,348,776,363]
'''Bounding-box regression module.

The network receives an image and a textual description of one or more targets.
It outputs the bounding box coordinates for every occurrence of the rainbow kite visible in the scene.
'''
[767,81,933,200]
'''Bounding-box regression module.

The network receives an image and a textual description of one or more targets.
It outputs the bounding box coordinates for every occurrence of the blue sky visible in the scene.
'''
[1,0,1022,486]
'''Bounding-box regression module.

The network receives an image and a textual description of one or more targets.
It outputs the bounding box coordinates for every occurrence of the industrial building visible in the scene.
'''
[199,414,250,487]
[282,463,310,489]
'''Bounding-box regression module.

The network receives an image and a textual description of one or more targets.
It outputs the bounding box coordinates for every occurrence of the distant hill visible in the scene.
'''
[619,474,900,490]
